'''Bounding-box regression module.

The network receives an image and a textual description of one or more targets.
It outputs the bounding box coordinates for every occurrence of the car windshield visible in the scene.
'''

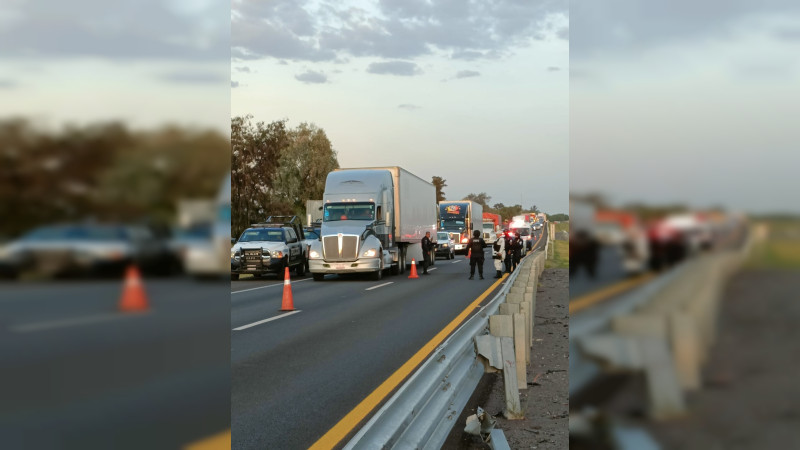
[238,228,285,242]
[323,202,375,222]
[305,230,320,240]
[175,223,212,239]
[437,232,449,240]
[21,225,129,242]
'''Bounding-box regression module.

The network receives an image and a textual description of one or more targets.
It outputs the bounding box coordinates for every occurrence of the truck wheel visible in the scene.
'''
[391,255,400,276]
[371,260,383,281]
[399,248,406,274]
[231,274,239,281]
[312,273,325,281]
[295,258,306,276]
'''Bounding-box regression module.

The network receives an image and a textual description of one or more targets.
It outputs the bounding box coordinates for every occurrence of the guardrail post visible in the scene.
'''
[500,337,524,419]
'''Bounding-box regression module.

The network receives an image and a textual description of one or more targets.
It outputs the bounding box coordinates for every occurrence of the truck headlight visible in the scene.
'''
[272,250,284,259]
[309,250,321,259]
[363,248,378,257]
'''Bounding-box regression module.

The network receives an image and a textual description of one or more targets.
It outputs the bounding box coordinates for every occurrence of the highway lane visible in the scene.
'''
[0,277,230,449]
[231,228,547,449]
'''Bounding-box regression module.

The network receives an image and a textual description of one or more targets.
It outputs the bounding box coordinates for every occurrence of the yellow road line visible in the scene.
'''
[309,274,509,449]
[569,272,656,314]
[183,429,230,450]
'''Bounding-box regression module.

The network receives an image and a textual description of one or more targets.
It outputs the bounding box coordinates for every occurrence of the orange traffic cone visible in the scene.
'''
[280,267,295,311]
[118,265,149,312]
[408,258,419,279]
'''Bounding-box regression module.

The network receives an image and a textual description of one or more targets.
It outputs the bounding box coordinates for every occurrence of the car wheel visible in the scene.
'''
[295,258,306,276]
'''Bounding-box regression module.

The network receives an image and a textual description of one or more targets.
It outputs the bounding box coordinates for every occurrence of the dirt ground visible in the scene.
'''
[443,267,569,449]
[574,269,800,449]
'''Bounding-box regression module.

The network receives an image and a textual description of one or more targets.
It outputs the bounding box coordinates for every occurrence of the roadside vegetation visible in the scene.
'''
[546,221,569,269]
[747,219,800,269]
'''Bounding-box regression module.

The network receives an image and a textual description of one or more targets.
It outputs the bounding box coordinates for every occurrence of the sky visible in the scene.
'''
[231,0,570,214]
[570,1,800,214]
[0,0,230,133]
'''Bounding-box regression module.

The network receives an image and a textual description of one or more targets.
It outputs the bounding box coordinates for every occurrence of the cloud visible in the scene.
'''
[0,0,228,60]
[398,104,421,111]
[231,0,568,62]
[0,79,18,89]
[571,1,800,59]
[294,70,328,84]
[547,66,561,71]
[158,70,228,84]
[235,67,251,73]
[367,61,422,76]
[454,70,480,79]
[231,81,240,88]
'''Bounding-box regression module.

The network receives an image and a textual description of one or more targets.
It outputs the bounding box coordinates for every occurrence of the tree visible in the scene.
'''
[271,123,339,217]
[231,115,289,237]
[431,176,447,202]
[464,192,491,209]
[528,205,540,214]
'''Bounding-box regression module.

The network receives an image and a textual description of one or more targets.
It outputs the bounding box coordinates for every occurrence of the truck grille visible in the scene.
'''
[243,248,263,263]
[323,235,359,261]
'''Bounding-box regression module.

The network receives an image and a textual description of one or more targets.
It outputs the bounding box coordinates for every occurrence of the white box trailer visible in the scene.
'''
[307,167,436,281]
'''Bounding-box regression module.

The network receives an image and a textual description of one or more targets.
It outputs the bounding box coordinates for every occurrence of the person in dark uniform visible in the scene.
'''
[504,231,516,273]
[467,229,487,280]
[512,231,522,271]
[421,231,434,275]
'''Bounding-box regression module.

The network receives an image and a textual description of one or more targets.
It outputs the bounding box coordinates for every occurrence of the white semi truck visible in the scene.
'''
[307,167,436,281]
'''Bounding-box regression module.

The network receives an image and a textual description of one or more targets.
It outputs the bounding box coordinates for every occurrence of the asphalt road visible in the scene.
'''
[0,277,230,449]
[231,229,548,449]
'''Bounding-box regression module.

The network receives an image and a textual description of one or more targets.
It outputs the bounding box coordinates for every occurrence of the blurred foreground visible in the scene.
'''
[0,120,231,448]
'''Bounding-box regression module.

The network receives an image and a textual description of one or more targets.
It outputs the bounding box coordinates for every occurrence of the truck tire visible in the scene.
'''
[399,247,406,274]
[312,273,325,281]
[231,274,239,281]
[371,259,383,281]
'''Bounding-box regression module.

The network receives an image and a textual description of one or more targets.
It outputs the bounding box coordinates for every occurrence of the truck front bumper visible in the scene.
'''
[308,258,381,274]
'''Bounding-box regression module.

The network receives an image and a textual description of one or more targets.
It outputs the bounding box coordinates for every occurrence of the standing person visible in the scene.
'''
[505,231,516,273]
[467,229,487,280]
[492,231,506,278]
[421,231,434,275]
[511,231,522,272]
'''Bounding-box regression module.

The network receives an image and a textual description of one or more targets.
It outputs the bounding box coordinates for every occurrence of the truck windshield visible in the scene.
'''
[512,228,531,236]
[323,202,375,222]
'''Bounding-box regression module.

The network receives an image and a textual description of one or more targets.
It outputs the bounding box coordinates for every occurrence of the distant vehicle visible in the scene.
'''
[171,222,221,278]
[439,200,483,255]
[509,219,534,252]
[231,216,307,280]
[307,167,436,281]
[0,223,181,279]
[434,231,455,260]
[482,212,502,244]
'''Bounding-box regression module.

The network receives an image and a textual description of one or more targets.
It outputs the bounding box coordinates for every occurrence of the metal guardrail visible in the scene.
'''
[344,249,540,449]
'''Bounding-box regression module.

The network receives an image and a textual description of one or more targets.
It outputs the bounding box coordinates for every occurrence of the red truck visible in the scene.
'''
[482,213,502,244]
